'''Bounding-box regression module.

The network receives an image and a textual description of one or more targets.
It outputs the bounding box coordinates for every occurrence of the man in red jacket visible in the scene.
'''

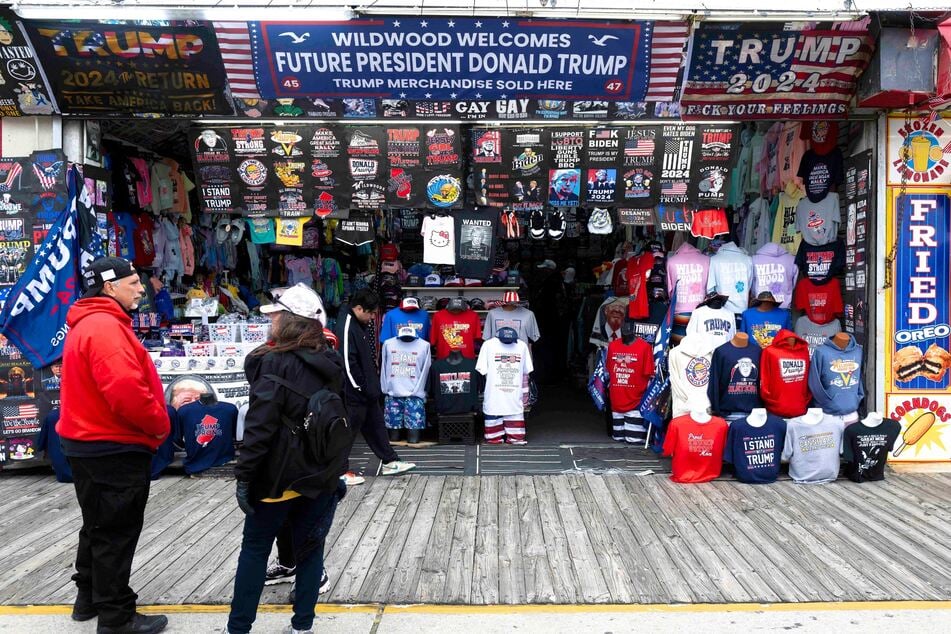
[58,257,170,634]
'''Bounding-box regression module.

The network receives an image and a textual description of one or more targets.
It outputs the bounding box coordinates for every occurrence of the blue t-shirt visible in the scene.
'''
[37,409,71,483]
[708,342,763,416]
[379,307,431,342]
[178,401,237,475]
[741,307,792,348]
[151,405,180,479]
[724,414,787,484]
[113,212,138,262]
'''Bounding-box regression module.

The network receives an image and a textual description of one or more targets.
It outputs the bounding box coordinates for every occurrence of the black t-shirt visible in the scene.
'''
[429,357,480,415]
[454,210,499,280]
[334,211,375,246]
[795,239,845,283]
[842,418,901,482]
[797,148,843,203]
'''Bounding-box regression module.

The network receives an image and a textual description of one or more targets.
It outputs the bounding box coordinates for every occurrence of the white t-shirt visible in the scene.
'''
[482,306,541,343]
[421,215,456,265]
[476,337,534,416]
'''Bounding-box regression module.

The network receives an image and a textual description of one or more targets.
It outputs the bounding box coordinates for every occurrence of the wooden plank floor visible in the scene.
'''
[1,472,950,606]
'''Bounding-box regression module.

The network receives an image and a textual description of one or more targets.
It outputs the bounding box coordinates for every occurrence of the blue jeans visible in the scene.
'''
[227,482,345,633]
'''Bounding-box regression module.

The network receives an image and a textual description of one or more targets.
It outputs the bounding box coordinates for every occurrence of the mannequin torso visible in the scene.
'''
[747,408,768,428]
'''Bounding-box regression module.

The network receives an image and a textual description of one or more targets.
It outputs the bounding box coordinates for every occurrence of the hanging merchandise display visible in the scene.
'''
[0,9,55,116]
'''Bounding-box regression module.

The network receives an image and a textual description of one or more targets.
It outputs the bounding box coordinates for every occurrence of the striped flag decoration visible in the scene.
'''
[661,181,688,195]
[213,22,262,100]
[1,402,39,419]
[625,138,655,157]
[645,22,689,102]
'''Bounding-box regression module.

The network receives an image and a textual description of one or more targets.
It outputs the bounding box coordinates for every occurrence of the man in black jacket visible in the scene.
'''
[335,290,415,482]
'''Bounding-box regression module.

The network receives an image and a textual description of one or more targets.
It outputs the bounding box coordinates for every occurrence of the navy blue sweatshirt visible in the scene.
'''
[708,341,764,416]
[151,405,180,479]
[724,413,787,484]
[37,409,71,483]
[179,401,237,475]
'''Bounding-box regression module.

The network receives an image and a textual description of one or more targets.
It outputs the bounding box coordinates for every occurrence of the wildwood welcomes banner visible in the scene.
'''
[24,21,231,116]
[248,18,686,102]
[681,23,873,120]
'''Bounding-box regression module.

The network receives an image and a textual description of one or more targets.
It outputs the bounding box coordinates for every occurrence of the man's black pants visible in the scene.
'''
[68,452,151,627]
[344,401,399,471]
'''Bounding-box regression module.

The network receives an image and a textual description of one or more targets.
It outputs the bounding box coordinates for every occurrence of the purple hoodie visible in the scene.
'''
[666,243,710,314]
[752,242,798,309]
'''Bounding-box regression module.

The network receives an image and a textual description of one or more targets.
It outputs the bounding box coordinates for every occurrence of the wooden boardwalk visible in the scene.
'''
[1,472,950,606]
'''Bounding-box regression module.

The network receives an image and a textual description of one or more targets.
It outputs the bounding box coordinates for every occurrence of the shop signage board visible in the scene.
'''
[681,23,874,120]
[885,189,951,462]
[248,18,676,102]
[843,150,871,348]
[0,9,55,116]
[24,21,232,116]
[886,115,951,186]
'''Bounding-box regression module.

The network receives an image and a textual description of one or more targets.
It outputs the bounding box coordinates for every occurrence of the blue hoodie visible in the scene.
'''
[808,335,865,415]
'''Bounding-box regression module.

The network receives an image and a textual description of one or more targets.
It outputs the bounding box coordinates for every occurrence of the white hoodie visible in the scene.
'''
[706,242,753,314]
[668,334,718,417]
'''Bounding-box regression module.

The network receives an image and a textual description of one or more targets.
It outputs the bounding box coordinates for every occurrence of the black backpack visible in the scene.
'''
[264,374,352,489]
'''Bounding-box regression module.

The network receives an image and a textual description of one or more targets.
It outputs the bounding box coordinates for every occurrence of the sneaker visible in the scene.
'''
[529,209,546,239]
[381,460,416,475]
[548,210,565,240]
[264,562,297,586]
[96,613,168,634]
[282,627,313,634]
[341,471,365,486]
[320,570,330,594]
[72,601,97,622]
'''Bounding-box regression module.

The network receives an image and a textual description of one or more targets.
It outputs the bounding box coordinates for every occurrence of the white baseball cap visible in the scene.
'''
[261,283,326,325]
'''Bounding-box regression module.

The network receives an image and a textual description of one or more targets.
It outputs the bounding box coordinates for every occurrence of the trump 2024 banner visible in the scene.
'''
[680,23,873,120]
[250,18,668,101]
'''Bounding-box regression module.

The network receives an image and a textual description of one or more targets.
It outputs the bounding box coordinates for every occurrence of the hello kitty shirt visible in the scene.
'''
[421,214,456,265]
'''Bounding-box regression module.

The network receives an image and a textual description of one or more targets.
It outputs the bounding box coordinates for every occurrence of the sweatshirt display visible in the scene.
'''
[379,306,431,342]
[751,243,798,309]
[666,243,710,314]
[793,277,843,325]
[178,401,238,476]
[842,417,902,483]
[724,413,786,484]
[741,306,792,348]
[430,307,482,359]
[795,192,840,246]
[430,356,480,415]
[794,315,843,358]
[476,336,533,417]
[668,334,715,417]
[662,413,728,484]
[685,305,736,348]
[483,306,541,343]
[706,242,753,313]
[759,329,811,418]
[807,336,864,416]
[707,341,763,416]
[782,411,844,484]
[380,336,431,399]
[606,337,655,413]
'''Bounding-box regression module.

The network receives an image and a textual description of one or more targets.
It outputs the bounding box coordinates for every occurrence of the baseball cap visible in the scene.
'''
[261,283,326,325]
[424,273,442,287]
[401,297,420,311]
[698,290,729,308]
[751,291,779,307]
[503,291,520,304]
[537,259,557,270]
[380,243,399,261]
[82,257,137,298]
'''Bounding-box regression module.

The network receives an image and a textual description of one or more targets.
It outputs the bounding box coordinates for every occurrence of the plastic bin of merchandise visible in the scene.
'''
[240,322,270,344]
[208,323,239,343]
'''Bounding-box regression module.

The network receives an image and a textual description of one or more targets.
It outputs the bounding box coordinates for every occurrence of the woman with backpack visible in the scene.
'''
[227,284,349,634]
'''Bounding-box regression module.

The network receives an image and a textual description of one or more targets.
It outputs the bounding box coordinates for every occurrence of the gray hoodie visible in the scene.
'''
[782,412,844,484]
[807,335,864,415]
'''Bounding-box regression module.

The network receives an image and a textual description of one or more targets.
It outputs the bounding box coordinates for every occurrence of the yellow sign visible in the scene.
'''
[887,115,951,186]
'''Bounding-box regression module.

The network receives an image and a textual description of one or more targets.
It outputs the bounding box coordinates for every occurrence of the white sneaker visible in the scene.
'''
[340,471,365,486]
[381,460,416,475]
[282,627,313,634]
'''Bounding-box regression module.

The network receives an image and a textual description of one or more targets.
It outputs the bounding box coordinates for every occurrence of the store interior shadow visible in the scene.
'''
[526,380,613,444]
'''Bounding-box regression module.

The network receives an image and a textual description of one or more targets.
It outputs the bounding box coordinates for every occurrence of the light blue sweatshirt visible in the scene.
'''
[807,335,864,415]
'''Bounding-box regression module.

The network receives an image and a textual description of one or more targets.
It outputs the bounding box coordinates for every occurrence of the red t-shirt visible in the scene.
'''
[132,213,156,268]
[626,252,656,319]
[662,414,728,483]
[606,337,655,412]
[611,258,628,298]
[430,308,482,359]
[793,277,843,325]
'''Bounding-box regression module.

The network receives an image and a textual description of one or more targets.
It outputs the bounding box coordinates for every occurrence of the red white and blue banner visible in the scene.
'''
[680,23,873,120]
[247,18,686,102]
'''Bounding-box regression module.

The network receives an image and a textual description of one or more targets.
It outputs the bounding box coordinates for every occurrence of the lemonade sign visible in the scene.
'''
[888,116,951,186]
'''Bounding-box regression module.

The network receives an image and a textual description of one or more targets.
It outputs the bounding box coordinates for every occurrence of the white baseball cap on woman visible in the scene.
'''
[260,283,326,326]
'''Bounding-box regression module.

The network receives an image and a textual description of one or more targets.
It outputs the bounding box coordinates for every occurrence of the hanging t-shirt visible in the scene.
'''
[430,356,480,415]
[741,307,792,348]
[129,157,153,209]
[430,308,482,359]
[626,252,656,319]
[793,277,843,325]
[708,341,763,415]
[275,217,304,246]
[483,306,541,343]
[379,307,431,342]
[795,192,840,246]
[150,161,175,211]
[794,315,842,358]
[113,212,138,262]
[781,413,844,484]
[178,401,238,476]
[685,305,736,347]
[771,186,804,255]
[285,256,315,287]
[795,239,846,284]
[421,214,456,265]
[335,211,376,247]
[724,414,787,484]
[662,414,728,484]
[476,337,534,416]
[455,210,498,279]
[606,337,655,413]
[796,148,843,203]
[132,213,157,268]
[777,122,806,188]
[842,418,901,483]
[246,218,276,244]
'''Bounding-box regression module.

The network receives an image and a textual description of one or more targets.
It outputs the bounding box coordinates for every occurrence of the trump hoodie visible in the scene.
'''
[759,329,812,418]
[668,334,717,417]
[808,335,865,415]
[58,297,170,452]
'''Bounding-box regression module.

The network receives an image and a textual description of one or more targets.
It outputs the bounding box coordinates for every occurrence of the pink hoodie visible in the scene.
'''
[666,243,710,314]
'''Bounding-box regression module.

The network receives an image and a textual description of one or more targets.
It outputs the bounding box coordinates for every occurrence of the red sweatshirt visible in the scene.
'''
[759,328,812,418]
[57,298,170,450]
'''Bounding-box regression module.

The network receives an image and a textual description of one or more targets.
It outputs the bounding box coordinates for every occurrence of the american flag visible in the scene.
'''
[213,22,261,99]
[594,129,616,139]
[2,403,39,419]
[681,25,874,119]
[661,181,688,195]
[625,138,656,157]
[663,140,692,171]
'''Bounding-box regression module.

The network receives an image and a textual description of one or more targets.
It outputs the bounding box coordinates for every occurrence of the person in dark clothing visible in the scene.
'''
[228,284,347,634]
[334,290,415,481]
[58,257,170,634]
[530,260,568,385]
